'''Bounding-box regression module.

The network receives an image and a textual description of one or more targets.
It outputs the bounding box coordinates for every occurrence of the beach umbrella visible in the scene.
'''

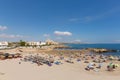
[108,62,114,68]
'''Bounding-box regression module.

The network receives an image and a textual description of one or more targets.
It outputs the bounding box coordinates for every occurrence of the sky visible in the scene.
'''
[0,0,120,43]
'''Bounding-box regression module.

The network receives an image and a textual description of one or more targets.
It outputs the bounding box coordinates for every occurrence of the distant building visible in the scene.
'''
[46,39,58,45]
[40,42,46,45]
[27,41,46,47]
[0,41,8,49]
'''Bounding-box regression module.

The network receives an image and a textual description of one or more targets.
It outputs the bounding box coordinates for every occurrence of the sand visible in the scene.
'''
[0,58,119,80]
[0,48,120,80]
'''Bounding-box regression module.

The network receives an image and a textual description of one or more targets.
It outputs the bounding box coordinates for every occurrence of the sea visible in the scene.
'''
[65,44,120,56]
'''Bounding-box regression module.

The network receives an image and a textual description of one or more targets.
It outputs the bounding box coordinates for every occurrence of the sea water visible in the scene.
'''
[65,44,120,56]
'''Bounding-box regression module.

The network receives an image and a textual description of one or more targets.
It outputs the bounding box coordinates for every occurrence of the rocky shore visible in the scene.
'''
[86,48,118,53]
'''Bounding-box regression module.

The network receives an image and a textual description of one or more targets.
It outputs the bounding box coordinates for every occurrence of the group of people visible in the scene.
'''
[0,52,22,60]
[21,54,63,66]
[107,62,119,71]
[85,62,103,71]
[18,52,120,72]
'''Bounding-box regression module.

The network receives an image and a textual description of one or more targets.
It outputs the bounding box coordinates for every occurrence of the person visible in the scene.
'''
[85,63,94,71]
[54,60,62,65]
[113,64,116,69]
[97,63,103,69]
[19,62,21,64]
[77,58,81,62]
[107,62,113,71]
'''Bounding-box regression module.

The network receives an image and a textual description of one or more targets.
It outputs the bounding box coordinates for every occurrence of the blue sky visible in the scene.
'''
[0,0,120,43]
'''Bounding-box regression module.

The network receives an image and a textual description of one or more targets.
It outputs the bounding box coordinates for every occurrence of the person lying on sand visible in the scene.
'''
[85,62,95,71]
[65,58,74,64]
[96,63,103,69]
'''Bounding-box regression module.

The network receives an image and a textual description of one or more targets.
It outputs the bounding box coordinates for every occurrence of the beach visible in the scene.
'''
[0,0,120,80]
[0,47,120,80]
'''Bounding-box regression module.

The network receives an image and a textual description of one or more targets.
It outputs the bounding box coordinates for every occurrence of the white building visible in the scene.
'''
[40,42,46,45]
[46,39,58,45]
[27,41,46,47]
[0,41,8,49]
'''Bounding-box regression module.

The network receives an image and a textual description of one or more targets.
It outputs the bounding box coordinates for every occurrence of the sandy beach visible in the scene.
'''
[0,0,120,80]
[0,48,120,80]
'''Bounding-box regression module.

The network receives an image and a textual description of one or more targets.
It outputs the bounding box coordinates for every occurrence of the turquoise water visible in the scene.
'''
[66,44,120,56]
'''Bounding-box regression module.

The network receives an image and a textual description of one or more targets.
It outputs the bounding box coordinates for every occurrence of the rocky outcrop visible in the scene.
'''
[86,48,117,53]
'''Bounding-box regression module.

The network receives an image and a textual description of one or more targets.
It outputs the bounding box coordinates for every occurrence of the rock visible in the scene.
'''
[86,48,117,53]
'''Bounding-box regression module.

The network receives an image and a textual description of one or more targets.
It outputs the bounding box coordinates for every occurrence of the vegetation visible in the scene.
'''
[25,43,30,47]
[8,42,20,47]
[19,40,26,46]
[8,42,13,47]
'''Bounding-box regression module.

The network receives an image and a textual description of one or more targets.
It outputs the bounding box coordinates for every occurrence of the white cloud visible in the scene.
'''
[0,26,7,31]
[43,34,50,37]
[54,31,72,36]
[0,34,23,38]
[69,7,120,23]
[69,16,93,23]
[70,39,82,43]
